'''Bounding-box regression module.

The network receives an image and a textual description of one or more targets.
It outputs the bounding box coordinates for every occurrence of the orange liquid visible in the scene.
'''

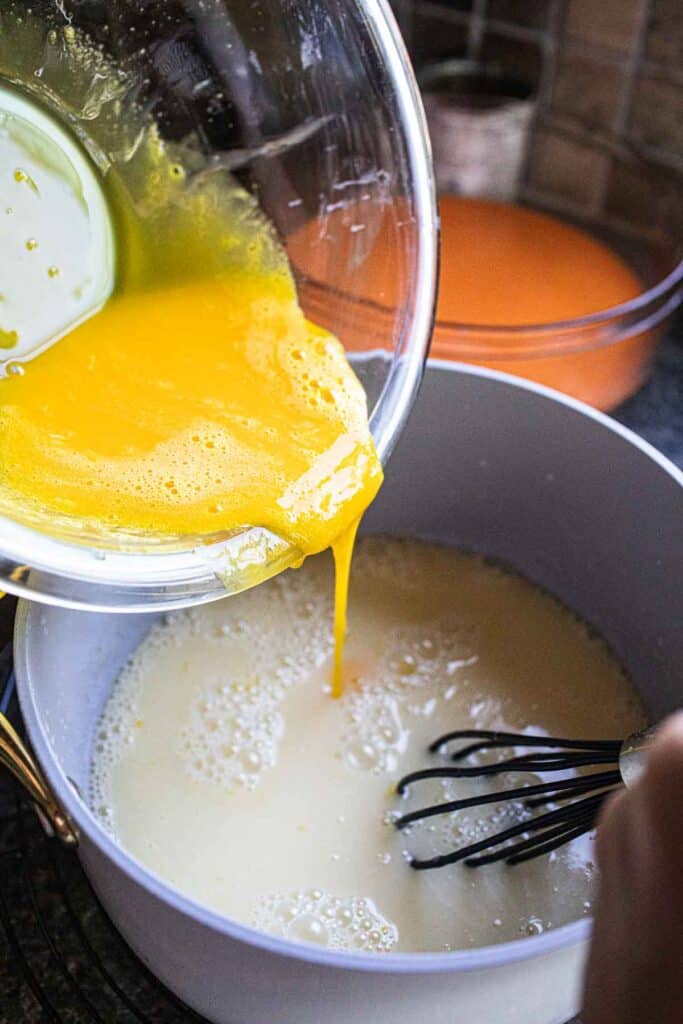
[437,198,641,325]
[433,198,654,410]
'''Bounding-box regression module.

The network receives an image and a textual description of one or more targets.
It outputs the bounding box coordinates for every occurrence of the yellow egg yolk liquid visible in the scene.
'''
[0,19,382,691]
[0,273,381,556]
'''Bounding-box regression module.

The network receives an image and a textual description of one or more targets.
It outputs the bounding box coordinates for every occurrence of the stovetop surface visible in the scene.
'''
[1,335,681,1024]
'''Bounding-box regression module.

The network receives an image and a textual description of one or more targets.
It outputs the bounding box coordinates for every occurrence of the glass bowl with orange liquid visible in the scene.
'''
[430,144,683,412]
[0,0,437,611]
[292,137,682,413]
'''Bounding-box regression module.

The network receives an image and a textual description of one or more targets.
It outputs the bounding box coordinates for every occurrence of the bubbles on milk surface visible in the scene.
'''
[90,559,335,809]
[89,621,168,831]
[178,565,334,789]
[341,615,480,775]
[180,677,285,789]
[252,889,398,953]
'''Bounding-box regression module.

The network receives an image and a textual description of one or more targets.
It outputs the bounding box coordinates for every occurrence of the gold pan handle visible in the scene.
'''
[0,711,78,846]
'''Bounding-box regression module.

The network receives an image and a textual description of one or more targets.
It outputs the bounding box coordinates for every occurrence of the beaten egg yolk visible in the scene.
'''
[0,247,381,702]
[0,270,381,552]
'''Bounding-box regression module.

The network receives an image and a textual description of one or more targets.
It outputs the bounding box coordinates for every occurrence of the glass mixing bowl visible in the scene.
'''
[0,0,437,610]
[430,132,682,411]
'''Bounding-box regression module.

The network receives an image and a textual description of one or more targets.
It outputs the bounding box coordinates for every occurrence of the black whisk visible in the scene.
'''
[395,726,653,869]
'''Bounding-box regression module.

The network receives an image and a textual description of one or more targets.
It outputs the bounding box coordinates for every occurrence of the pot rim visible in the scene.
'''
[13,360,683,976]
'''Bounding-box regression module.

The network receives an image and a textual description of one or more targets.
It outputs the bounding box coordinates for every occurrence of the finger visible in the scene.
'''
[642,711,683,853]
[630,713,683,920]
[595,786,632,900]
[589,788,631,969]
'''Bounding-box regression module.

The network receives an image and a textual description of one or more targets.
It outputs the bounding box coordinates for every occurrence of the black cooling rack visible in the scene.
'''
[0,619,207,1024]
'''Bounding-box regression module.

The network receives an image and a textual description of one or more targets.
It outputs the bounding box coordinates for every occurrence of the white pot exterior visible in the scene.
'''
[80,833,586,1024]
[14,363,683,1024]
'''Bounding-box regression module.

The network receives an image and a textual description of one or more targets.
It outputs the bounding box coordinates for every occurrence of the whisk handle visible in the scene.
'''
[619,726,658,789]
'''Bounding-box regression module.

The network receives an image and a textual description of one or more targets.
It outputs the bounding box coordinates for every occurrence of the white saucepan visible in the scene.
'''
[11,363,683,1024]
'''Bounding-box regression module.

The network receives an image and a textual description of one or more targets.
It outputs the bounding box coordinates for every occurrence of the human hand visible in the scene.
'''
[582,712,683,1024]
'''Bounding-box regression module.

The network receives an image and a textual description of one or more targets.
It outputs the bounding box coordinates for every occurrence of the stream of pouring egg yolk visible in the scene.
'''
[0,269,382,696]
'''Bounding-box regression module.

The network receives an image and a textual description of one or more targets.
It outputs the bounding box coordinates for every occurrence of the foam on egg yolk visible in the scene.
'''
[0,271,381,548]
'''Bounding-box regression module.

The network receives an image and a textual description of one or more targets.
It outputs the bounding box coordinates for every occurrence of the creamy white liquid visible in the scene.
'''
[91,538,645,953]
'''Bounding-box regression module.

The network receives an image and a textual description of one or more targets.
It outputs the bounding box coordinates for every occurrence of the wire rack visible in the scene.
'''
[0,627,208,1024]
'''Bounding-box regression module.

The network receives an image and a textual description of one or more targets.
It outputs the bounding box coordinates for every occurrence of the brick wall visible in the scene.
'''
[389,0,682,231]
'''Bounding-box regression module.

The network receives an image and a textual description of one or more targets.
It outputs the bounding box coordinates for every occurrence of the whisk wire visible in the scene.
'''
[395,768,621,829]
[477,813,603,868]
[396,729,625,870]
[429,729,622,756]
[467,791,611,867]
[466,811,595,868]
[408,790,610,871]
[401,749,618,783]
[507,821,598,866]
